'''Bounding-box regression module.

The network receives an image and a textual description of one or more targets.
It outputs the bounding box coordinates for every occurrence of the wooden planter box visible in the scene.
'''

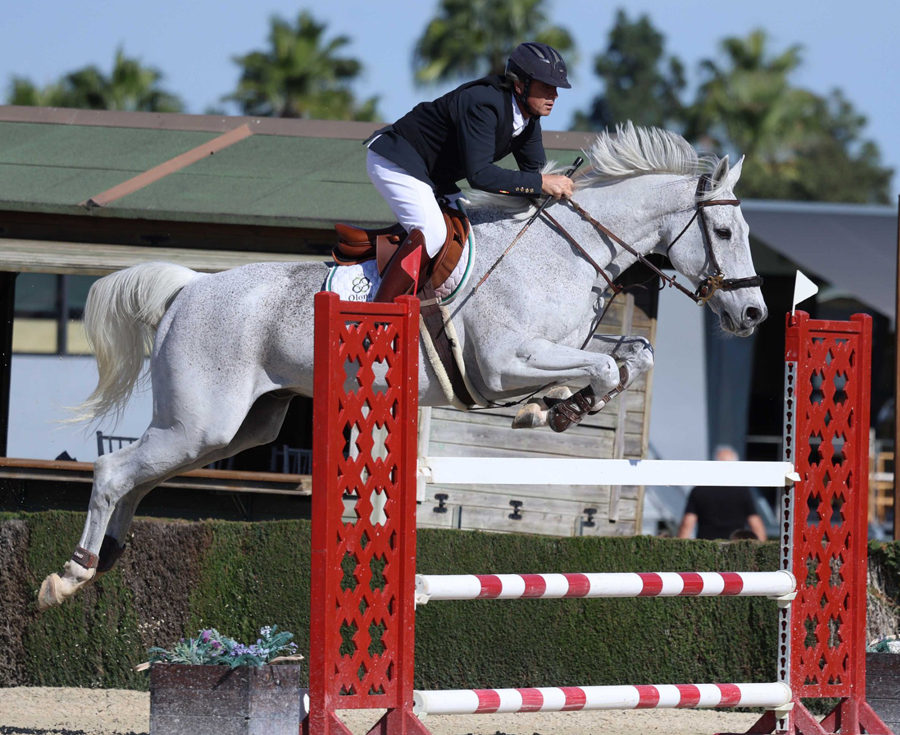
[150,664,307,735]
[867,652,900,734]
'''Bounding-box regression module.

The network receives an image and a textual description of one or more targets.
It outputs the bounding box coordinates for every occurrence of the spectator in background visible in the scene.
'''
[677,445,767,541]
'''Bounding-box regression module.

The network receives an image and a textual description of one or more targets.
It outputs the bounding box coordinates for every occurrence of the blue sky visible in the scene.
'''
[2,0,898,196]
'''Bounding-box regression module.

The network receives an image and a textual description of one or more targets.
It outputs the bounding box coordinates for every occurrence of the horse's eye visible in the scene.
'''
[714,227,732,239]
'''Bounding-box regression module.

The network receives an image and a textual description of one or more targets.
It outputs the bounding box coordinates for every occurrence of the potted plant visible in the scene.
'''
[866,635,900,733]
[139,626,307,735]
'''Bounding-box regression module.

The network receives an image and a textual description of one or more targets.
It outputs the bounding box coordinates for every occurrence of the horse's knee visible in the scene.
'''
[634,338,654,370]
[593,359,620,391]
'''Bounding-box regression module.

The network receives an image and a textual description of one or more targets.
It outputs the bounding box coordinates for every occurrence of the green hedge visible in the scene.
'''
[3,512,897,692]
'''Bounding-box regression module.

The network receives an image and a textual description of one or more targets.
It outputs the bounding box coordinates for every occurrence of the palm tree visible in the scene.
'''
[59,49,184,112]
[572,10,685,131]
[413,0,574,85]
[5,49,183,112]
[225,12,379,121]
[686,29,890,202]
[686,30,818,184]
[7,77,66,107]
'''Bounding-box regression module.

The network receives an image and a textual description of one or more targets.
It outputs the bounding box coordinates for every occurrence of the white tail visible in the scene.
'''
[70,262,201,425]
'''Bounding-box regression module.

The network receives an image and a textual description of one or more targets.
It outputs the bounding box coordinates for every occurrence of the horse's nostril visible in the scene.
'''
[744,306,763,324]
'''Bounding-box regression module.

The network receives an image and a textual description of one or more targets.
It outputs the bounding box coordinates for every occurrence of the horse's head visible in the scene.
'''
[664,156,767,337]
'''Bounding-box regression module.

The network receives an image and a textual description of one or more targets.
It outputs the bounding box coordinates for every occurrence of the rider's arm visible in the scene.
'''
[456,89,544,197]
[677,513,698,539]
[514,119,573,199]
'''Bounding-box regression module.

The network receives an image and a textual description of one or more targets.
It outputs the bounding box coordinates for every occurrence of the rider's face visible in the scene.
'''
[515,79,558,117]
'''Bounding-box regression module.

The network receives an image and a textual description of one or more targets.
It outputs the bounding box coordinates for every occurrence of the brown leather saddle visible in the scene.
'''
[332,202,470,290]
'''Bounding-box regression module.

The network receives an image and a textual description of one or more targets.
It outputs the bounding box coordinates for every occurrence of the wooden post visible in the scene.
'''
[0,273,17,457]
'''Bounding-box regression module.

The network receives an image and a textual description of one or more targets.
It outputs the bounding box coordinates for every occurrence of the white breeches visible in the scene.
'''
[366,149,449,258]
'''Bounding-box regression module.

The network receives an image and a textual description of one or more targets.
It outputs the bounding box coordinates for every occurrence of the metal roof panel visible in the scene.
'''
[0,111,591,229]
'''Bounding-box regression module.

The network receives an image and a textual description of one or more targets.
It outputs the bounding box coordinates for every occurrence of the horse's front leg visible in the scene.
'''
[477,337,619,431]
[512,333,654,432]
[583,333,655,412]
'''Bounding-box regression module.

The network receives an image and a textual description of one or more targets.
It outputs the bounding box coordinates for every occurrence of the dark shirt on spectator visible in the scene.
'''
[684,486,758,540]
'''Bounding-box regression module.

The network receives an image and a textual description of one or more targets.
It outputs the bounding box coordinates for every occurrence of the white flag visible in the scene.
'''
[792,270,819,314]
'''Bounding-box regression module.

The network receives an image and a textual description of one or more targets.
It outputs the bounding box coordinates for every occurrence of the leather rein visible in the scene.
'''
[540,173,764,306]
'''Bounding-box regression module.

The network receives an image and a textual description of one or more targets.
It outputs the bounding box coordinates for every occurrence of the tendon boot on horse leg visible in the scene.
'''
[97,534,127,574]
[547,365,629,433]
[374,230,429,302]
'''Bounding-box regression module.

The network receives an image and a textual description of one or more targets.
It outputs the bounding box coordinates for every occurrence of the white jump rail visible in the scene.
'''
[415,570,797,603]
[413,682,793,716]
[417,458,798,487]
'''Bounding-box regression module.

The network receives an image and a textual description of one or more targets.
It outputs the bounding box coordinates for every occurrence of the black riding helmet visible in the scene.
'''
[505,42,571,90]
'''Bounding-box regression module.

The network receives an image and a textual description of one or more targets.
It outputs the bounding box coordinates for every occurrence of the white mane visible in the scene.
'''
[465,122,728,217]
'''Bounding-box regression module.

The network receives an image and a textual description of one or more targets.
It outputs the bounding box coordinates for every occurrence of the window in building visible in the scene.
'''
[13,274,100,355]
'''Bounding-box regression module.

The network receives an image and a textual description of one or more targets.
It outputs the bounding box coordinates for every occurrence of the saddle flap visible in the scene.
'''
[333,222,406,266]
[376,236,401,273]
[429,204,470,288]
[331,204,470,290]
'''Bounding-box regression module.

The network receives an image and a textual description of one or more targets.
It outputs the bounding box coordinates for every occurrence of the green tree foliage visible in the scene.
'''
[413,0,574,85]
[5,49,183,113]
[572,10,685,131]
[225,12,379,121]
[687,29,891,203]
[7,78,65,107]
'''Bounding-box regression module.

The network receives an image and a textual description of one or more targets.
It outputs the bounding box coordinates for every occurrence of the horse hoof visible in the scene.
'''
[511,402,548,429]
[38,573,63,610]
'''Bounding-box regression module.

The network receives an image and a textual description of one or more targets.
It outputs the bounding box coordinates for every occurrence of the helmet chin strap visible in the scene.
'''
[516,78,539,117]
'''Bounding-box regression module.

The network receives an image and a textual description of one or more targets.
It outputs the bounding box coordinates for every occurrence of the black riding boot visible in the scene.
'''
[373,229,430,302]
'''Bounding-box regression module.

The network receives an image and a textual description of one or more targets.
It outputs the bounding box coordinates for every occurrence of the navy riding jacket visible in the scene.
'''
[368,75,546,197]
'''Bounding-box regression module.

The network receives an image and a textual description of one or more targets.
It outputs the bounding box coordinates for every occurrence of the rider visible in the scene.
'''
[366,41,575,302]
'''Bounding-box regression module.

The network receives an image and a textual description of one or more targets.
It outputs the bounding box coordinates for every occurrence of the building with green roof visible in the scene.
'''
[0,106,653,537]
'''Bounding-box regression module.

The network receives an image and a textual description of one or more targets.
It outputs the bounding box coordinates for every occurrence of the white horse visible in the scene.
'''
[38,124,766,609]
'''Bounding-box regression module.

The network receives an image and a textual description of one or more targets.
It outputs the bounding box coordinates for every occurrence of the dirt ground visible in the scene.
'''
[0,687,765,735]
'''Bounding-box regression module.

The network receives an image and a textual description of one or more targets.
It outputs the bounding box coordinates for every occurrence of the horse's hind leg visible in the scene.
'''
[38,391,268,610]
[96,393,294,575]
[37,439,143,608]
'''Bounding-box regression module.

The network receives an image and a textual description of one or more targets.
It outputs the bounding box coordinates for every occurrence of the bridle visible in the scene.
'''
[541,173,764,306]
[459,172,765,413]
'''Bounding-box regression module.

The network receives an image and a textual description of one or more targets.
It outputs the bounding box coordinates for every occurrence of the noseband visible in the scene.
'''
[667,173,764,302]
[544,173,763,305]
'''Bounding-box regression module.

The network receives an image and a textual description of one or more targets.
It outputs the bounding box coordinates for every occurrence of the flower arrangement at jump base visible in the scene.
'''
[867,635,900,654]
[136,625,302,671]
[142,625,307,734]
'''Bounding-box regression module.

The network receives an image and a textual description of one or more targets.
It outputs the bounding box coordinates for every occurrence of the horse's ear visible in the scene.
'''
[724,155,745,189]
[711,155,730,184]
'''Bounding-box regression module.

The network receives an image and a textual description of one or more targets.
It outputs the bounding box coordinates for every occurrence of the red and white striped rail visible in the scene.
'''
[412,682,792,716]
[415,570,796,603]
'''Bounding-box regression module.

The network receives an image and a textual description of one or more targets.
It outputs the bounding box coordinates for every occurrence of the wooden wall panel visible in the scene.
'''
[419,282,658,537]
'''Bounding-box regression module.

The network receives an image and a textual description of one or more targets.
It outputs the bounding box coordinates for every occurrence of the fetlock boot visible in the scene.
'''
[547,386,600,433]
[374,230,430,302]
